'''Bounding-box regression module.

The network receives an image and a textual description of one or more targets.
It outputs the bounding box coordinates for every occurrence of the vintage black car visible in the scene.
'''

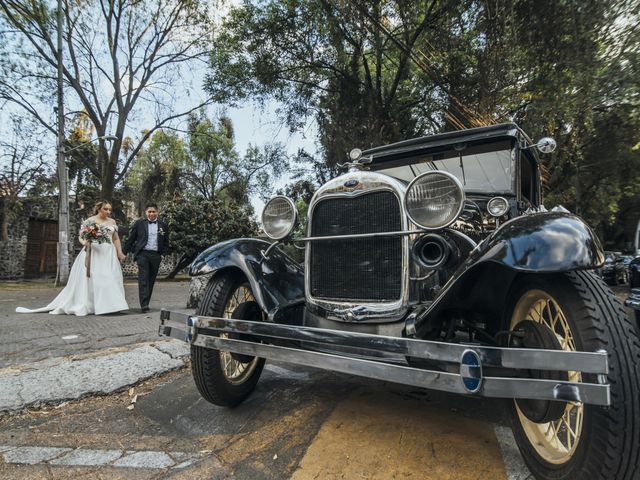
[160,124,639,480]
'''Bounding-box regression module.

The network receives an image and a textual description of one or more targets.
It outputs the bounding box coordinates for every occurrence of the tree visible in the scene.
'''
[185,113,238,199]
[0,116,49,240]
[124,129,188,212]
[206,0,459,166]
[162,197,258,278]
[232,142,289,203]
[488,0,640,236]
[185,112,289,203]
[207,0,640,247]
[0,0,213,200]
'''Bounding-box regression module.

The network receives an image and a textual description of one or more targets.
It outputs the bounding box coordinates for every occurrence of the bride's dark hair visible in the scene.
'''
[92,199,112,215]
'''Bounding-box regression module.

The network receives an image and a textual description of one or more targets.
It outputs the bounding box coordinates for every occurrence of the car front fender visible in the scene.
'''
[423,213,604,322]
[472,212,604,272]
[190,238,305,318]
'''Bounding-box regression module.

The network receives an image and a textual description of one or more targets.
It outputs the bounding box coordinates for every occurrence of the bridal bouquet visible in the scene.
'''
[80,221,111,244]
[81,221,111,278]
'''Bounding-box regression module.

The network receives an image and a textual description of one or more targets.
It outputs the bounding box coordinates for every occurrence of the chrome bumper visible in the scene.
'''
[159,309,610,406]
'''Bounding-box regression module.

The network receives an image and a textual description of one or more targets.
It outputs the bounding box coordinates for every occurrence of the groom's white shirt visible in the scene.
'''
[144,221,159,251]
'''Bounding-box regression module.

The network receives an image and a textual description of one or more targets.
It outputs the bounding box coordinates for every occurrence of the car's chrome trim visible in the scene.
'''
[305,172,411,321]
[295,229,429,242]
[159,310,610,406]
[294,226,478,246]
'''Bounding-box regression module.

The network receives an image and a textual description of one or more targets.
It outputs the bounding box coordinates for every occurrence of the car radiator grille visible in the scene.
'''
[309,191,403,302]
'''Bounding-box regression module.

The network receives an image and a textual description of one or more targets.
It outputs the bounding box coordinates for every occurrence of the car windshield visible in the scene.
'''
[376,146,514,193]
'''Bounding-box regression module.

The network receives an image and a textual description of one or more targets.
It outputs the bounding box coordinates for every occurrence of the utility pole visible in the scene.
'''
[56,0,69,284]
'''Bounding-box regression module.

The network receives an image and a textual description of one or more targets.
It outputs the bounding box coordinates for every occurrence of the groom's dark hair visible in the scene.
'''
[145,202,158,211]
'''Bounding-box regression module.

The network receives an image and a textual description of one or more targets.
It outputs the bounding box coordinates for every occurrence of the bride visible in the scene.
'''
[16,200,129,316]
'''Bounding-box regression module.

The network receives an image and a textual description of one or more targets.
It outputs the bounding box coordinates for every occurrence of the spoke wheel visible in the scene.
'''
[510,290,582,464]
[219,284,261,385]
[191,273,265,407]
[504,272,640,480]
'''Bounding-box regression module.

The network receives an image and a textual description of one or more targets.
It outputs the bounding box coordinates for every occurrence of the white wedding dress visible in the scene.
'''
[16,225,129,316]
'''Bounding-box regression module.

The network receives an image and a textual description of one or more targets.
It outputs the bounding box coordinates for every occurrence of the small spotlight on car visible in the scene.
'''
[349,148,362,161]
[261,196,298,240]
[404,171,465,230]
[487,196,509,217]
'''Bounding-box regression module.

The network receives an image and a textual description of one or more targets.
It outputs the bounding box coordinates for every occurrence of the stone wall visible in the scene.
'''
[0,197,81,280]
[0,239,28,279]
[0,197,186,281]
[121,253,183,279]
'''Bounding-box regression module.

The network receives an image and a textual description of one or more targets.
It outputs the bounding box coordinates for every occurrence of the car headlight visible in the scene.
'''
[487,196,509,217]
[261,196,298,240]
[404,171,465,230]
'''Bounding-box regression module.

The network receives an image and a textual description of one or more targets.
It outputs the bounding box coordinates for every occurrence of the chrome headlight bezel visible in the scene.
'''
[404,171,465,230]
[261,196,298,240]
[487,196,510,217]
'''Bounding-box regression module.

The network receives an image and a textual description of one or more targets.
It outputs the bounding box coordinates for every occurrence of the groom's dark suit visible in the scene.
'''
[123,218,170,310]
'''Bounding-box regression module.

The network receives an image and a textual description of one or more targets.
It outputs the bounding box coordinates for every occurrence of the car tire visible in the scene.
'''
[505,271,640,480]
[191,273,265,407]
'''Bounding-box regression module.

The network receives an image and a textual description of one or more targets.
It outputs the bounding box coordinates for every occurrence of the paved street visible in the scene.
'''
[0,363,528,480]
[0,280,192,368]
[0,281,633,478]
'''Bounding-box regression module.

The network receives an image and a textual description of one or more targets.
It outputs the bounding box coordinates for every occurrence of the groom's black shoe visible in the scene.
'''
[141,307,150,313]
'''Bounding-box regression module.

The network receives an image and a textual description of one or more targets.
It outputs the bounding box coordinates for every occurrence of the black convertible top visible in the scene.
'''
[362,123,536,165]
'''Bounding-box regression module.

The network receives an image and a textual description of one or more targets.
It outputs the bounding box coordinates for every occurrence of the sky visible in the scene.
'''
[226,101,318,215]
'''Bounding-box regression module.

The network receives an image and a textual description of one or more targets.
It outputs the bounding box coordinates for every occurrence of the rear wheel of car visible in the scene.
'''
[191,273,265,407]
[505,271,640,480]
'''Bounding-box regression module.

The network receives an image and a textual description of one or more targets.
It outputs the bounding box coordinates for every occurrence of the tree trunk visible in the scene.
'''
[98,143,120,201]
[1,203,9,242]
[100,172,116,201]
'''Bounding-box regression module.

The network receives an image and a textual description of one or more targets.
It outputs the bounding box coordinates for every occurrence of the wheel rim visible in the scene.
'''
[510,289,584,464]
[219,284,260,385]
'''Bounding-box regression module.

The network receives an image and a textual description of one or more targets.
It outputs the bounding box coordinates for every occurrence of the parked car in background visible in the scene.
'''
[625,287,640,325]
[621,254,635,272]
[599,251,628,285]
[625,256,640,329]
[629,257,640,288]
[161,123,640,480]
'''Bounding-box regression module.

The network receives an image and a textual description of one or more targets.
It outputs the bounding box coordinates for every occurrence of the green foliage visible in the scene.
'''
[162,197,258,259]
[208,0,640,248]
[125,130,188,211]
[207,0,441,165]
[185,112,239,199]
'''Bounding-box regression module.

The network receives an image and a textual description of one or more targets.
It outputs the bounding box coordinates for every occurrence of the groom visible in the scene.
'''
[123,203,170,313]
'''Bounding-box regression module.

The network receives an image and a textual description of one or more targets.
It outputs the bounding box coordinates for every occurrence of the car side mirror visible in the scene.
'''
[533,137,557,154]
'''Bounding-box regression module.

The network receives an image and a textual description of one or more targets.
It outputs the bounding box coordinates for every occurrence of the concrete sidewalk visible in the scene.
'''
[0,280,194,413]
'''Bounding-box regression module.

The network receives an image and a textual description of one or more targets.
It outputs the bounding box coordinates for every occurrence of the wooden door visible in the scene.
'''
[24,219,59,277]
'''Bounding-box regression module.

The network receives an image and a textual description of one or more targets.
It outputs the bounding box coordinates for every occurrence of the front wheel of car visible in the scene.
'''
[191,273,265,407]
[505,271,640,480]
